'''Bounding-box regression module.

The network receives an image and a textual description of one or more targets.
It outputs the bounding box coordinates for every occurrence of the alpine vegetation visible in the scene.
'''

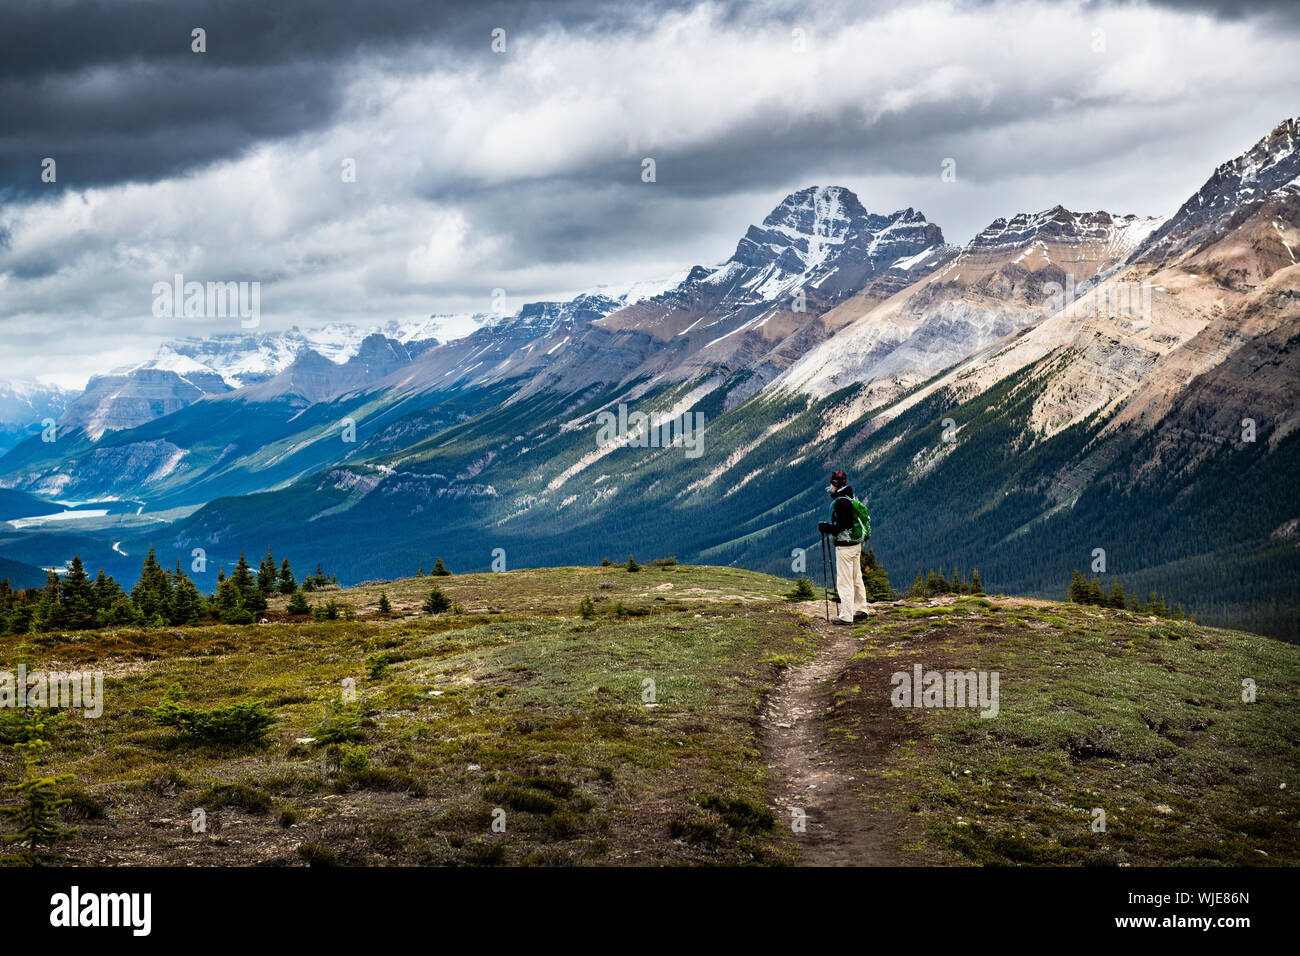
[890,664,1001,719]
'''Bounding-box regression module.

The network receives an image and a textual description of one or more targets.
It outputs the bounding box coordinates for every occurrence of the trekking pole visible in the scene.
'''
[820,532,830,622]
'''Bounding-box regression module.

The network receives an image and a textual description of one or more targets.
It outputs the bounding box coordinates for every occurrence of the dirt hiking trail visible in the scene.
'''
[762,602,901,866]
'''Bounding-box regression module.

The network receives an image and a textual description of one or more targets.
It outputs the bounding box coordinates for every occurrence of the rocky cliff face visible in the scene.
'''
[1131,117,1300,267]
[775,205,1163,403]
[58,350,233,440]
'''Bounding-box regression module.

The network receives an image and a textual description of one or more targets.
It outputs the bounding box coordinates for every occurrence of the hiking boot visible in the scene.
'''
[833,618,854,626]
[853,610,868,621]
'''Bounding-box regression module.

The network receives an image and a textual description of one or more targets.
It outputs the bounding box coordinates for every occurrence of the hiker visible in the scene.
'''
[817,470,870,625]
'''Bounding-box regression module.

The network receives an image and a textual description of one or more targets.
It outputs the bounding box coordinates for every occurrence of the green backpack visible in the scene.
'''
[850,497,871,542]
[830,495,871,542]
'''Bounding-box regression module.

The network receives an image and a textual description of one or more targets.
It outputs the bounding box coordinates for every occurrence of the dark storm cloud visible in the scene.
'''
[0,0,713,197]
[1139,0,1300,22]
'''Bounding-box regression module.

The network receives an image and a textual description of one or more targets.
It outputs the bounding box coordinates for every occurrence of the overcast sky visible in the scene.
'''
[2,0,1298,388]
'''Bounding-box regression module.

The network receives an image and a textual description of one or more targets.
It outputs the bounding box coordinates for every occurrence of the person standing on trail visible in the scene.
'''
[818,470,870,625]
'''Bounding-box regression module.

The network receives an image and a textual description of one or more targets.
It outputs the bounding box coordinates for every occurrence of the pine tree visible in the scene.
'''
[431,557,450,577]
[257,549,277,595]
[1087,576,1104,606]
[59,555,96,629]
[1069,569,1087,603]
[0,711,77,863]
[626,555,641,573]
[278,558,296,595]
[860,548,891,601]
[1149,591,1169,618]
[168,563,207,626]
[910,571,926,598]
[132,546,172,621]
[213,577,251,624]
[951,568,963,594]
[287,590,310,616]
[91,570,124,613]
[1109,581,1126,610]
[926,570,939,594]
[35,570,63,631]
[970,568,984,595]
[423,586,451,614]
[377,592,392,615]
[231,553,266,612]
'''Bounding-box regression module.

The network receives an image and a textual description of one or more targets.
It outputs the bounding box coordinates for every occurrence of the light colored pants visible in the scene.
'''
[834,543,868,622]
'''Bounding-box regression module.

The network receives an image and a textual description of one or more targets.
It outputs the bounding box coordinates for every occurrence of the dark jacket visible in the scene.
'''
[821,485,864,547]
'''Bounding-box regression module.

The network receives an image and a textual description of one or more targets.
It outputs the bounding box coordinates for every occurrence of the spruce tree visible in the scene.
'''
[278,558,296,595]
[860,548,891,601]
[1069,569,1087,603]
[911,571,926,598]
[626,555,641,573]
[231,553,266,612]
[970,568,984,595]
[1150,591,1169,618]
[91,570,124,613]
[431,558,450,577]
[377,592,392,615]
[213,577,249,623]
[423,586,451,614]
[59,556,96,629]
[1109,581,1126,610]
[1087,576,1104,606]
[287,590,310,616]
[132,546,172,621]
[35,570,63,631]
[257,549,277,595]
[168,563,207,625]
[0,711,77,863]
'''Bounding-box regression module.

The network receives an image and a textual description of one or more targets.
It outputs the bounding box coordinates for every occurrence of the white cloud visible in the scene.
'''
[2,0,1298,387]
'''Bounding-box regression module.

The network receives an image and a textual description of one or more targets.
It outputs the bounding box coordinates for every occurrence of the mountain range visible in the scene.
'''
[2,116,1297,639]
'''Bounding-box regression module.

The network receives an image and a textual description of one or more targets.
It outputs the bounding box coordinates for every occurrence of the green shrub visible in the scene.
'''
[578,596,596,619]
[785,577,816,601]
[422,586,451,614]
[339,745,371,775]
[313,698,366,747]
[297,842,340,867]
[463,840,507,865]
[189,782,274,815]
[366,651,395,680]
[150,689,277,747]
[59,785,107,821]
[696,793,774,833]
[483,783,560,814]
